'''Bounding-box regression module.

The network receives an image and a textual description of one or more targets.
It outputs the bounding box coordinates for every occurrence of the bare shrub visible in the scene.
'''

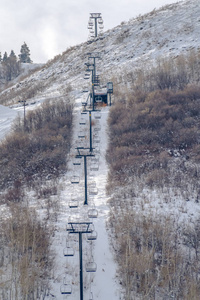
[0,205,53,299]
[108,209,200,299]
[0,99,73,191]
[107,85,200,188]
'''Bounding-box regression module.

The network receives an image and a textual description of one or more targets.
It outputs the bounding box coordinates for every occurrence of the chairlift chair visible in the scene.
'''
[78,131,85,138]
[71,176,80,184]
[93,137,100,144]
[79,118,86,125]
[88,208,98,218]
[60,284,72,295]
[94,112,101,119]
[86,261,97,272]
[91,156,99,163]
[94,124,101,131]
[69,200,78,208]
[90,163,99,171]
[87,230,98,241]
[88,181,96,188]
[89,187,98,196]
[63,247,75,257]
[73,157,82,165]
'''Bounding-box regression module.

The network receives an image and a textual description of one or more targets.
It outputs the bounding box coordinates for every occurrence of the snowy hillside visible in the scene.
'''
[0,0,199,107]
[0,0,200,299]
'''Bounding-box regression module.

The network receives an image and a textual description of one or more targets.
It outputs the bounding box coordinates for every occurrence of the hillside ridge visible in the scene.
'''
[0,0,199,106]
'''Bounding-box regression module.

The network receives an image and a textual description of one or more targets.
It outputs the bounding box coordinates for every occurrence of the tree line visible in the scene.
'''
[0,42,32,83]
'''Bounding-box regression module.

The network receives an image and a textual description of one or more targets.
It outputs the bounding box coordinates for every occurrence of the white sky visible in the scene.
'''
[0,0,179,63]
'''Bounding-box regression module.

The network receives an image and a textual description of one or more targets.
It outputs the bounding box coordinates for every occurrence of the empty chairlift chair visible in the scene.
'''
[63,246,75,257]
[73,157,82,166]
[60,282,72,295]
[69,199,79,208]
[87,230,97,241]
[88,181,96,188]
[88,208,98,218]
[93,136,100,144]
[94,112,101,119]
[86,261,97,273]
[71,176,80,184]
[89,187,98,196]
[90,163,99,171]
[93,124,101,132]
[79,117,86,125]
[78,130,85,138]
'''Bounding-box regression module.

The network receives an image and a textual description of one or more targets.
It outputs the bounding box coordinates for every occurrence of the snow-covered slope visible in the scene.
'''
[0,1,200,299]
[0,0,199,107]
[0,105,19,140]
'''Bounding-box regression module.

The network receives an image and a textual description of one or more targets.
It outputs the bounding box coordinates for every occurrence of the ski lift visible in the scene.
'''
[87,230,97,241]
[79,118,86,125]
[84,73,90,79]
[88,181,96,188]
[94,112,101,119]
[69,200,79,208]
[86,261,97,272]
[94,124,101,131]
[89,187,98,195]
[88,208,98,218]
[71,176,80,184]
[60,284,72,295]
[90,163,99,171]
[63,247,74,257]
[73,156,82,165]
[93,137,100,144]
[91,156,99,163]
[78,131,85,138]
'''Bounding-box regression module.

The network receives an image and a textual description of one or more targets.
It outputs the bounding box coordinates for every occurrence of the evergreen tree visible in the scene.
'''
[0,52,2,62]
[2,50,20,81]
[3,52,8,62]
[19,42,32,63]
[9,49,17,60]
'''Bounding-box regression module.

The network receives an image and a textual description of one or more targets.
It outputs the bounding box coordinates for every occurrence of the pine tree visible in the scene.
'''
[9,49,17,60]
[2,50,20,81]
[3,52,8,62]
[19,42,32,63]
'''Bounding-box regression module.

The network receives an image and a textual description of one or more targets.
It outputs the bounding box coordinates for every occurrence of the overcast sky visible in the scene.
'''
[0,0,178,63]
